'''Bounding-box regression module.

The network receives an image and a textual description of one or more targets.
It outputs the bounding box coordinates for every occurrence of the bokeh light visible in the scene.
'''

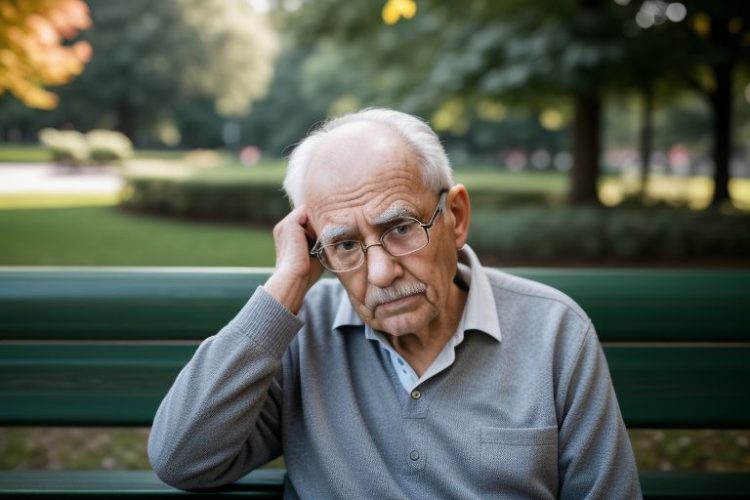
[665,3,687,23]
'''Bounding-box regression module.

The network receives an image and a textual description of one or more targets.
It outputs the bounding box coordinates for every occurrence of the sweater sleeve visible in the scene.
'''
[148,286,303,490]
[557,323,643,500]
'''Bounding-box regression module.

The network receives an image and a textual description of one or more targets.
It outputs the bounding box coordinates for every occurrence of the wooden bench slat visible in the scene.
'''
[606,345,750,428]
[0,344,195,426]
[1,469,750,499]
[2,343,749,427]
[0,469,285,497]
[2,268,748,342]
[0,270,266,342]
[638,470,750,498]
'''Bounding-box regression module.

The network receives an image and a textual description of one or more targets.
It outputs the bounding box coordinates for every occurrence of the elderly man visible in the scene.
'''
[149,108,642,499]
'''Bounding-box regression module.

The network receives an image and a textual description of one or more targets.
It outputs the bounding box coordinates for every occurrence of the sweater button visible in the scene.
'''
[409,450,420,461]
[410,389,422,400]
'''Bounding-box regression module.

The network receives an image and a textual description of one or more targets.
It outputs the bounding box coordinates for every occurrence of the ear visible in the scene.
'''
[447,184,471,250]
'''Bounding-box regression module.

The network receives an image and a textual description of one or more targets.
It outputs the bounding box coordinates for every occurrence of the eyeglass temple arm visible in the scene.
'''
[423,189,449,229]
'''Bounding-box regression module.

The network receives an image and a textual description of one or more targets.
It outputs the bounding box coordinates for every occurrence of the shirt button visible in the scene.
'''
[409,450,420,461]
[410,389,422,400]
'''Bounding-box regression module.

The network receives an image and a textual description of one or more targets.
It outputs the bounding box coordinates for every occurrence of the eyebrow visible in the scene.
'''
[318,226,353,245]
[371,204,418,226]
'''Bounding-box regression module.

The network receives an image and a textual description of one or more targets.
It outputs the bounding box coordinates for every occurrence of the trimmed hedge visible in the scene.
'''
[469,205,750,263]
[120,169,556,227]
[86,130,134,164]
[120,171,750,263]
[38,128,133,166]
[120,174,290,226]
[38,129,88,165]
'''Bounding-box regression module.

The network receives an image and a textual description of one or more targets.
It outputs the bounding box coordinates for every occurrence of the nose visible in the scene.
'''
[364,244,402,288]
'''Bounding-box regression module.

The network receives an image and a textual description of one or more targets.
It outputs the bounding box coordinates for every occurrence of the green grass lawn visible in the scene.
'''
[0,202,275,266]
[456,168,568,193]
[0,144,188,163]
[0,145,52,163]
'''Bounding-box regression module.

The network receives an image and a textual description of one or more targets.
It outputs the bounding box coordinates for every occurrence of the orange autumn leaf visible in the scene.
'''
[0,0,92,109]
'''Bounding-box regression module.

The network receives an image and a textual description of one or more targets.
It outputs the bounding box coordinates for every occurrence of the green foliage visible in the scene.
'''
[236,47,329,156]
[469,205,750,263]
[287,0,633,114]
[120,172,290,227]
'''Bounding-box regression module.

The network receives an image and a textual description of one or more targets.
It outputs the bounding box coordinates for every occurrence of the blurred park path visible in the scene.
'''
[0,164,122,195]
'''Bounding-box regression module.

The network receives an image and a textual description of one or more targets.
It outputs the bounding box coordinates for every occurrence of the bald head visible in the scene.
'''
[303,121,418,200]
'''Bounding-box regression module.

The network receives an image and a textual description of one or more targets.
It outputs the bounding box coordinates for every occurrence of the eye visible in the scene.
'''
[334,240,358,252]
[391,222,414,236]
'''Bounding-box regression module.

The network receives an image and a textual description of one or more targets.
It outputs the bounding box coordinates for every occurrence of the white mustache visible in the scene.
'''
[366,282,427,309]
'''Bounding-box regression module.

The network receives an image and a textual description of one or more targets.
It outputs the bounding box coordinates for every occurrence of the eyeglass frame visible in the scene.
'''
[309,189,449,273]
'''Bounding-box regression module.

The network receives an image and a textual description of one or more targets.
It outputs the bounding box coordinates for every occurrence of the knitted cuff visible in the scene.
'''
[227,286,304,358]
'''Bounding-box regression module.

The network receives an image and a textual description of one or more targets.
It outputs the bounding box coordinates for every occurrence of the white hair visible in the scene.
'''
[283,108,454,207]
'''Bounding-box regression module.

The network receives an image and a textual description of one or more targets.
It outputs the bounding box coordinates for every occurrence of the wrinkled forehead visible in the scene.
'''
[314,196,423,244]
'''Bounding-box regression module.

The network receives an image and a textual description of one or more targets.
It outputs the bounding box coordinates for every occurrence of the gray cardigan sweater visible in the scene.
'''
[149,247,642,499]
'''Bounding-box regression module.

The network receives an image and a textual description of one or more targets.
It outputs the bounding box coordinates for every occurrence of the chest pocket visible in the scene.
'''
[480,425,558,500]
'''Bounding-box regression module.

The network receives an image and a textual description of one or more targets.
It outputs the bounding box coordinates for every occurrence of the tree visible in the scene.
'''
[289,0,636,205]
[615,1,750,206]
[47,0,279,143]
[239,45,330,156]
[688,4,750,206]
[0,0,91,109]
[604,1,696,198]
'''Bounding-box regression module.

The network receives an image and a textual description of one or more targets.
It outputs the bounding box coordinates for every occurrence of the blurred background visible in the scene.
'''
[1,0,748,474]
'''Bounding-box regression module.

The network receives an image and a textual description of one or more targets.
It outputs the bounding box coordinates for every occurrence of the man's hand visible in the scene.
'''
[263,205,324,314]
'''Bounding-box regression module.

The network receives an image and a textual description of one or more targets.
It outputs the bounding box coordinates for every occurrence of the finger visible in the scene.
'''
[295,206,318,245]
[290,204,308,224]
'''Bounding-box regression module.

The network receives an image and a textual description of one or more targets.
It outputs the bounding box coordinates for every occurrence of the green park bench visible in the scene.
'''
[0,267,748,499]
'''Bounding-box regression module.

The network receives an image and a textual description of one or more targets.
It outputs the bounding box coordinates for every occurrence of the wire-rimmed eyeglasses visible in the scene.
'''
[310,190,448,273]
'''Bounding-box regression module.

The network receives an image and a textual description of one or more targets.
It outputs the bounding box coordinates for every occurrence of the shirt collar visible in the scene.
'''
[455,244,502,342]
[332,285,364,330]
[331,244,501,343]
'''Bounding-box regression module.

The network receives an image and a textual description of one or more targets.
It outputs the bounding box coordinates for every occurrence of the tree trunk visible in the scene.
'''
[709,61,732,206]
[639,86,654,199]
[568,91,601,205]
[116,99,137,145]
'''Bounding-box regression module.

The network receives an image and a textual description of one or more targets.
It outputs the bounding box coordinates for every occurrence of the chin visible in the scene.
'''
[373,310,433,337]
[357,295,437,336]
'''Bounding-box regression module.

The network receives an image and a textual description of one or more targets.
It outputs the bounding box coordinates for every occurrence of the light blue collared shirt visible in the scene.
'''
[331,246,502,392]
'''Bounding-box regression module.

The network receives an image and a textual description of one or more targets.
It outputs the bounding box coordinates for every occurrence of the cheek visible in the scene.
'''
[416,252,455,290]
[424,287,441,306]
[340,274,369,307]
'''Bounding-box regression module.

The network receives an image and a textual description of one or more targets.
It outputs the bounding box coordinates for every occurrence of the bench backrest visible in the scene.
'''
[1,268,748,429]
